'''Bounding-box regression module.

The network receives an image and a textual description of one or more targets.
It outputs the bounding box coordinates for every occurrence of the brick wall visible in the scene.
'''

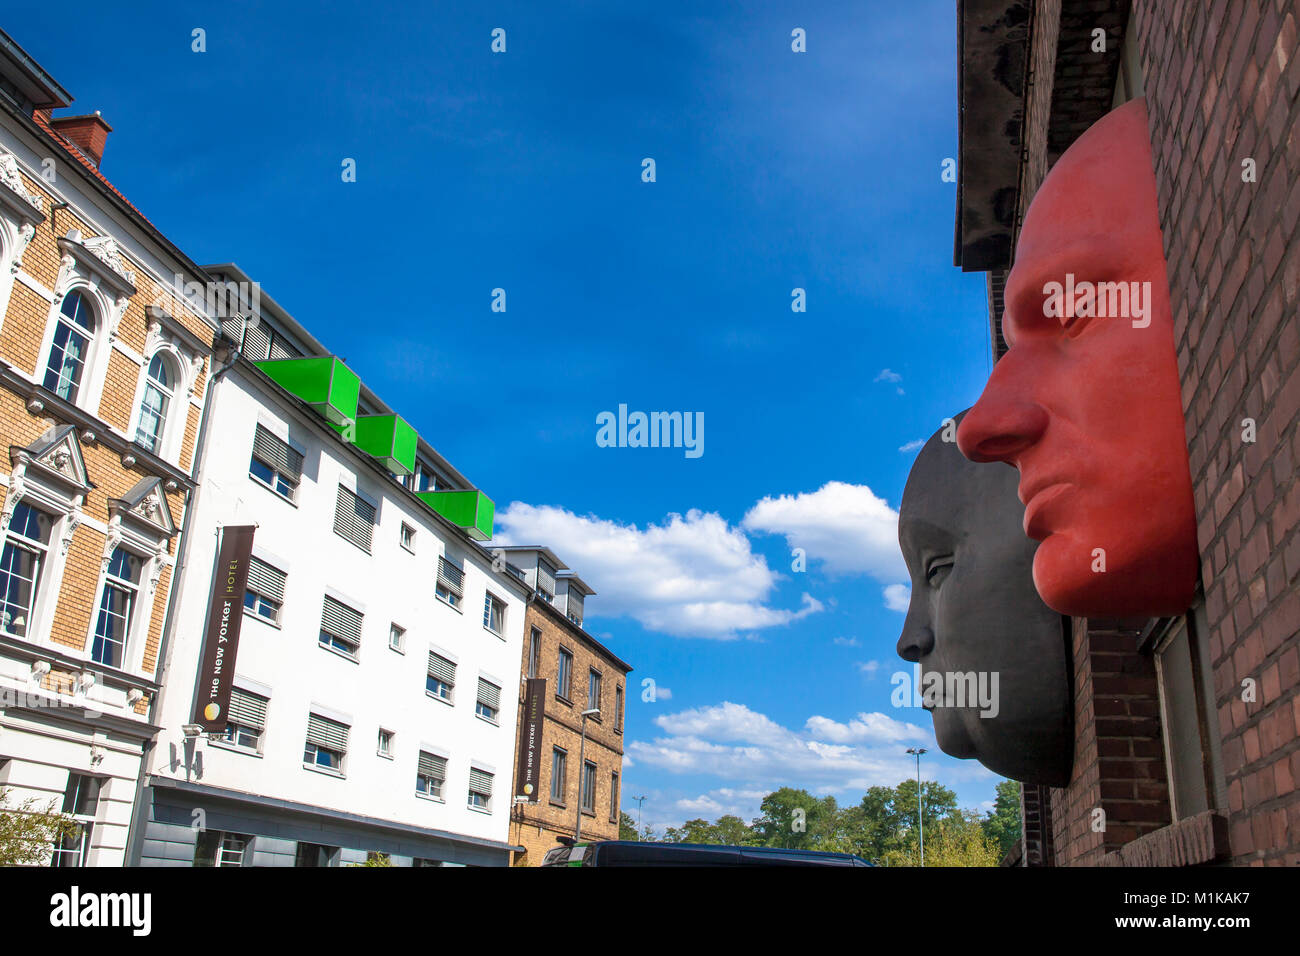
[1132,0,1300,865]
[509,601,628,864]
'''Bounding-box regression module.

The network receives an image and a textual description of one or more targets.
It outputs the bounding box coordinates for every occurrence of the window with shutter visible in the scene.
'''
[426,652,456,701]
[249,425,302,501]
[468,767,493,810]
[319,595,363,658]
[333,485,376,553]
[222,687,268,750]
[304,713,349,772]
[567,588,584,626]
[537,559,557,602]
[436,555,463,607]
[416,751,448,799]
[244,557,286,624]
[476,678,501,723]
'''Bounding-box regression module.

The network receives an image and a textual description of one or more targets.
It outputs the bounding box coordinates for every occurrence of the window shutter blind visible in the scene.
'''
[537,559,557,596]
[477,678,501,711]
[252,425,303,481]
[243,322,271,361]
[468,768,493,795]
[427,652,456,685]
[418,751,447,780]
[333,486,376,553]
[227,688,268,729]
[320,595,363,645]
[437,556,463,597]
[567,588,584,623]
[306,713,349,751]
[268,335,296,360]
[246,557,286,604]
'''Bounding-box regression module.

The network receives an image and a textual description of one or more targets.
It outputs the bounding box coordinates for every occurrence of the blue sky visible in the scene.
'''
[25,0,1001,829]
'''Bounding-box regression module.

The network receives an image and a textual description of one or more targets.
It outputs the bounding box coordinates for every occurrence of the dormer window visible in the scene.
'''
[537,558,557,604]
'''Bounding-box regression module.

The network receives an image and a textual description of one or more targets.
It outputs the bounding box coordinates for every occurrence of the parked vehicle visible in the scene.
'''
[541,840,873,866]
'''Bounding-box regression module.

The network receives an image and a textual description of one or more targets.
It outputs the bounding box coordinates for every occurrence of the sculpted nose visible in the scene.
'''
[896,621,935,663]
[957,363,1049,464]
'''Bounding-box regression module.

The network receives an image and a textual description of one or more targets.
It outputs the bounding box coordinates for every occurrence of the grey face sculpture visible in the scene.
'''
[895,415,1073,785]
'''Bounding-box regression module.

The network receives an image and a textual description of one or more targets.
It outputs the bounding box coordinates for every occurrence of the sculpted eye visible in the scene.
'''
[925,558,954,588]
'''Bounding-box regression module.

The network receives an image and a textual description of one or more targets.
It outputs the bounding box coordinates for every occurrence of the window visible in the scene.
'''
[295,842,338,867]
[615,686,624,733]
[567,587,584,627]
[408,461,442,493]
[557,647,573,700]
[610,772,620,823]
[550,748,567,804]
[426,651,456,702]
[581,761,597,813]
[416,751,447,800]
[244,556,286,624]
[319,594,363,660]
[527,627,541,679]
[483,592,505,635]
[135,353,174,453]
[587,669,602,714]
[304,713,350,774]
[50,774,99,867]
[194,831,250,867]
[537,558,557,603]
[377,728,394,757]
[468,767,493,811]
[436,555,463,608]
[400,522,416,553]
[92,547,142,668]
[249,424,302,502]
[333,485,376,553]
[388,623,405,653]
[221,687,268,751]
[0,502,52,637]
[43,290,95,402]
[476,678,501,723]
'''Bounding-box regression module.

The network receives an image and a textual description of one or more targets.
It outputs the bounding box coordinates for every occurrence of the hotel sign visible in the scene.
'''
[191,525,256,733]
[515,678,546,801]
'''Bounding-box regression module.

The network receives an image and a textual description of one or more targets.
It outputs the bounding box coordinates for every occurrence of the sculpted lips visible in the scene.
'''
[1021,481,1072,539]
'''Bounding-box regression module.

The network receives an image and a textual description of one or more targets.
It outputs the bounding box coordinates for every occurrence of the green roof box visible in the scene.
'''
[416,489,495,541]
[255,356,360,426]
[332,413,418,476]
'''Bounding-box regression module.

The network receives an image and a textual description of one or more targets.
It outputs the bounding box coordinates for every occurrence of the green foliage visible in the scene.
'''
[650,778,1010,867]
[981,780,1022,860]
[353,851,392,867]
[618,811,639,841]
[0,787,76,867]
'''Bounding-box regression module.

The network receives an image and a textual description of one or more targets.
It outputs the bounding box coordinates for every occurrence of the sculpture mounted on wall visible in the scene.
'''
[896,417,1073,786]
[956,98,1198,618]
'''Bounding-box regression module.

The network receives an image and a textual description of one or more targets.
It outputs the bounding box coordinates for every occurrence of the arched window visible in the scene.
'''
[92,546,142,668]
[43,291,96,402]
[135,353,175,453]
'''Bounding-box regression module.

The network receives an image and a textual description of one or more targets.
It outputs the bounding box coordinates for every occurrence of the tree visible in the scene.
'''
[750,788,839,849]
[0,787,76,867]
[618,811,639,841]
[881,810,1001,867]
[982,780,1021,860]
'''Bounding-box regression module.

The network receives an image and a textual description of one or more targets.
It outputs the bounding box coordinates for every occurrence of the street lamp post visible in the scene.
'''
[574,708,599,843]
[632,795,647,840]
[906,747,927,867]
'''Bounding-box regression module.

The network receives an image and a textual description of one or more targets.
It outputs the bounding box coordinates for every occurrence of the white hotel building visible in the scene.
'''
[130,266,530,866]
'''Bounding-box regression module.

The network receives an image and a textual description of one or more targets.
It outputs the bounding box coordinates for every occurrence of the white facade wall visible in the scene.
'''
[147,366,526,850]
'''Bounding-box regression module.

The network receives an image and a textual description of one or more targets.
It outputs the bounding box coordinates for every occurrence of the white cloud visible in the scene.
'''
[655,687,673,701]
[674,787,770,820]
[741,481,906,580]
[856,660,882,677]
[833,636,861,647]
[898,439,924,453]
[883,583,910,612]
[629,702,932,795]
[495,503,823,638]
[874,368,902,383]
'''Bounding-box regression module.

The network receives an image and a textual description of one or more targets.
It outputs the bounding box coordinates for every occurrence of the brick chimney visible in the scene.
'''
[48,111,112,168]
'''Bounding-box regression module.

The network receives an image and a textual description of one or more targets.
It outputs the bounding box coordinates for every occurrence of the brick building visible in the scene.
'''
[0,30,218,865]
[499,547,631,865]
[956,1,1299,865]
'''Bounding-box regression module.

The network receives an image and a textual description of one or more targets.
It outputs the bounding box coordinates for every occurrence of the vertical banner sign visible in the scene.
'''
[191,525,256,732]
[515,678,546,801]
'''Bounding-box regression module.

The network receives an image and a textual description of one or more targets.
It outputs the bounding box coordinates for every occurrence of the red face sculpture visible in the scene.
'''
[956,98,1198,618]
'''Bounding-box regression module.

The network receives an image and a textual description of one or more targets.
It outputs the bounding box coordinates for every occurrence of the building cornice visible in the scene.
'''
[529,597,632,674]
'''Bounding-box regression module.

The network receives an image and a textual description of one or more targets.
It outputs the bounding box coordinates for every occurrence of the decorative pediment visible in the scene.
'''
[0,147,44,217]
[109,476,177,539]
[12,424,91,495]
[56,228,137,300]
